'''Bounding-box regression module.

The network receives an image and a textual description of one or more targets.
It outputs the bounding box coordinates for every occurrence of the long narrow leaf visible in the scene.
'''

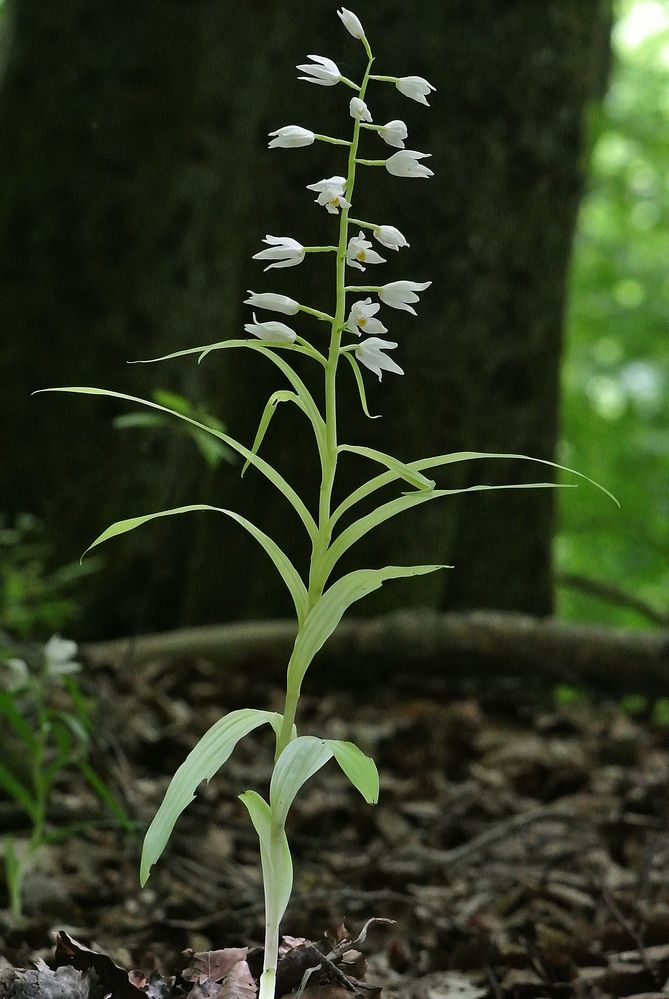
[337,444,435,492]
[141,709,281,885]
[243,391,308,477]
[342,351,381,420]
[0,762,37,820]
[0,693,37,751]
[333,450,618,526]
[270,736,334,827]
[80,505,309,624]
[287,564,446,694]
[325,482,572,579]
[35,388,318,541]
[78,761,135,833]
[326,740,379,804]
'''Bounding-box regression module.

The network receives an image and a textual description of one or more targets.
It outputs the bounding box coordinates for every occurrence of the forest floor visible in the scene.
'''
[2,644,669,999]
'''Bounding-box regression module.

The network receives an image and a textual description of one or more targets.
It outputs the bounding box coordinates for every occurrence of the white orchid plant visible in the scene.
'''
[38,7,616,998]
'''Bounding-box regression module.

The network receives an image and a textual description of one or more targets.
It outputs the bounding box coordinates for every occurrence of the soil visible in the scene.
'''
[2,644,669,998]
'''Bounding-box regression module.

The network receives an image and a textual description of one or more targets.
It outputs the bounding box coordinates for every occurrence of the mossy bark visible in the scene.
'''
[0,0,611,635]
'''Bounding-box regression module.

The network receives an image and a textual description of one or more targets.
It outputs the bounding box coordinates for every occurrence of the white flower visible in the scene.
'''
[355,337,404,381]
[385,150,433,179]
[44,635,80,677]
[306,176,351,215]
[337,7,364,39]
[346,298,388,337]
[378,280,432,315]
[378,120,408,149]
[347,231,387,271]
[297,54,341,87]
[244,312,297,344]
[350,97,372,122]
[373,225,409,251]
[244,291,299,316]
[268,125,316,149]
[253,235,305,271]
[396,75,436,106]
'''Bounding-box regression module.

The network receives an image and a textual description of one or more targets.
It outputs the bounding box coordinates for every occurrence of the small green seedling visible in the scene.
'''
[37,8,615,997]
[0,637,133,920]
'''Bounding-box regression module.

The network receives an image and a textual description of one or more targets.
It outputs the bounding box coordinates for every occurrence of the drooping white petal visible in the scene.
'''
[244,291,300,316]
[385,150,434,179]
[268,125,316,149]
[337,7,365,39]
[346,298,388,337]
[373,225,409,251]
[378,120,408,149]
[347,231,387,271]
[355,337,404,381]
[350,97,372,122]
[252,235,306,271]
[306,176,351,214]
[244,312,297,344]
[297,54,341,86]
[395,75,436,106]
[378,280,432,316]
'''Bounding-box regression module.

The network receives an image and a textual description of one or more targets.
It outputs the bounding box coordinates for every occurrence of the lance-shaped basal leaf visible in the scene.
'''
[326,739,379,804]
[80,504,309,626]
[287,564,447,693]
[141,709,282,885]
[239,790,293,950]
[35,388,318,541]
[270,736,334,827]
[269,737,379,828]
[338,444,435,492]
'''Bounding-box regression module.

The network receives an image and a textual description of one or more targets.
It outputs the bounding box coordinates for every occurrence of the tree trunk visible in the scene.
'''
[0,0,611,636]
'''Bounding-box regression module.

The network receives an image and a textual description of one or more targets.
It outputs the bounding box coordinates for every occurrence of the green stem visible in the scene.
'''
[304,245,338,253]
[348,218,376,231]
[356,158,385,167]
[369,73,398,83]
[298,305,336,323]
[274,47,376,763]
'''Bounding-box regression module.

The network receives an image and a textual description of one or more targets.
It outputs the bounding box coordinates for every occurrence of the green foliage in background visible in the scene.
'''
[558,0,669,628]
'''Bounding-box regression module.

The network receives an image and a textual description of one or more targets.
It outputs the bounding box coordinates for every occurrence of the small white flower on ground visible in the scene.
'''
[396,76,436,106]
[44,635,80,676]
[378,280,432,315]
[350,97,372,122]
[346,298,388,336]
[373,225,409,251]
[253,235,305,271]
[355,337,404,380]
[297,54,341,87]
[386,150,433,179]
[268,125,315,149]
[244,312,297,343]
[337,7,365,39]
[244,291,299,316]
[306,176,351,215]
[347,231,387,271]
[378,120,408,149]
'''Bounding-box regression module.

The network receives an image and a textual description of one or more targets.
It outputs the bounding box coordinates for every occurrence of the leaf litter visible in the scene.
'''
[1,648,669,997]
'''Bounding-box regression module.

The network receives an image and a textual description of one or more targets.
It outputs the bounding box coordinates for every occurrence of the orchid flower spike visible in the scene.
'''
[297,54,341,87]
[378,120,408,149]
[347,232,387,271]
[350,97,372,122]
[306,176,351,215]
[378,280,432,315]
[268,126,316,149]
[355,337,404,380]
[396,76,437,106]
[373,225,409,251]
[253,235,305,271]
[337,7,365,39]
[244,291,300,316]
[346,298,388,337]
[386,150,434,179]
[244,312,297,344]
